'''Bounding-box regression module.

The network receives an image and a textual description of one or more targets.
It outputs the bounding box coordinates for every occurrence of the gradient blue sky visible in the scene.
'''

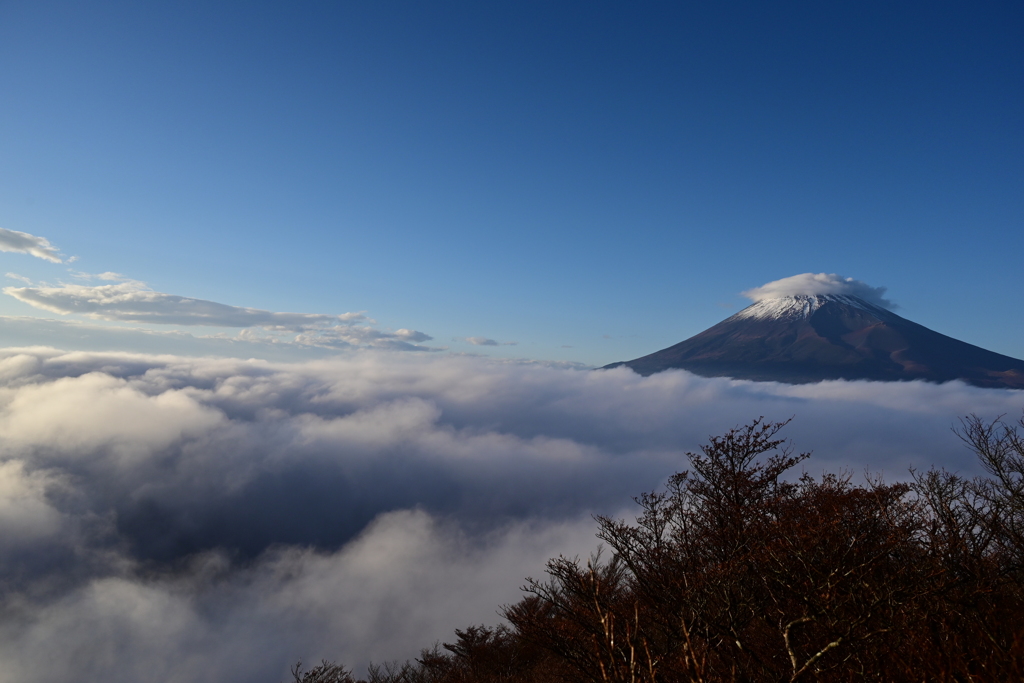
[1,1,1021,365]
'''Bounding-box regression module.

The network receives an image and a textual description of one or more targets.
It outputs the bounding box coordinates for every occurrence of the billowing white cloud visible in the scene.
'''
[742,273,895,309]
[0,371,221,454]
[0,348,1018,682]
[0,228,64,263]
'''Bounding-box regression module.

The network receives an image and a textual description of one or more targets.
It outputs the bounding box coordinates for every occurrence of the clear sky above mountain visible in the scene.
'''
[1,1,1021,365]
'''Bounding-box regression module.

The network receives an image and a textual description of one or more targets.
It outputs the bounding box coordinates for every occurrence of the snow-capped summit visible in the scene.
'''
[604,275,1024,388]
[731,294,890,322]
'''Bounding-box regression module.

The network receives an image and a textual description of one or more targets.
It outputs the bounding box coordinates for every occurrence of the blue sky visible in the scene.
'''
[1,1,1021,365]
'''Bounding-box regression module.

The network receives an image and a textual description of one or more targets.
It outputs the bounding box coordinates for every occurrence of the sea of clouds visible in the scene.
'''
[0,347,1020,682]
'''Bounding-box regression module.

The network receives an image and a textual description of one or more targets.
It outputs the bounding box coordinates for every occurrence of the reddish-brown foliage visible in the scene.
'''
[302,414,1024,683]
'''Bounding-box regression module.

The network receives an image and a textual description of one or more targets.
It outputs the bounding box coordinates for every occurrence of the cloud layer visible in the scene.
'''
[3,279,433,351]
[0,228,64,263]
[0,227,435,354]
[0,348,1019,681]
[4,279,364,328]
[742,273,894,309]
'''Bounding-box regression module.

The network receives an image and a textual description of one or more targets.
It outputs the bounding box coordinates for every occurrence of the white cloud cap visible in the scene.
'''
[0,228,64,263]
[742,273,894,310]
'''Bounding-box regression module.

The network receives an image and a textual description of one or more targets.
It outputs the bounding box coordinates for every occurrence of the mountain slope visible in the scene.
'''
[606,295,1024,388]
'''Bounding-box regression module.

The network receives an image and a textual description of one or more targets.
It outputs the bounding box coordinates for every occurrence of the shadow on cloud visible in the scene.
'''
[0,348,1020,682]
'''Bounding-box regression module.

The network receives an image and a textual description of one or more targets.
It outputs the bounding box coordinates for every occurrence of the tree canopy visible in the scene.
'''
[292,413,1024,683]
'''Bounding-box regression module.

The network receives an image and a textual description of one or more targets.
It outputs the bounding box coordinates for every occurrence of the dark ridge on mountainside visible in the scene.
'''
[604,294,1024,389]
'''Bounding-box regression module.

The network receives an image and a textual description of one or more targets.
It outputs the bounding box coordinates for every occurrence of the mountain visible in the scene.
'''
[605,294,1024,388]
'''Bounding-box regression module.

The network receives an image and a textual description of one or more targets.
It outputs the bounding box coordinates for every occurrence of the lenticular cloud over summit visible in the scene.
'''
[742,273,895,310]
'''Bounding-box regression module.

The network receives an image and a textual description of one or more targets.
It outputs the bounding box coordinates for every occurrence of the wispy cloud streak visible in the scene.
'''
[0,228,64,263]
[4,279,362,328]
[3,279,434,351]
[463,336,517,346]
